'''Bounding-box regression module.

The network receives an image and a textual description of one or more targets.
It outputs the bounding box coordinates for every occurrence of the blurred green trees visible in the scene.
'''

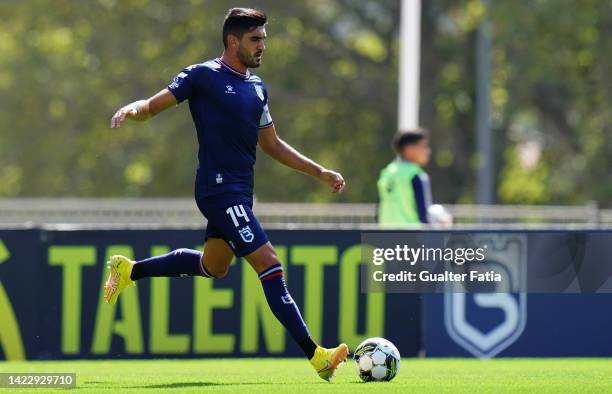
[0,0,611,206]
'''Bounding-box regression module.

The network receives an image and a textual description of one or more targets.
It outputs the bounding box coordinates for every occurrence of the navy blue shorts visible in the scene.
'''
[195,193,269,257]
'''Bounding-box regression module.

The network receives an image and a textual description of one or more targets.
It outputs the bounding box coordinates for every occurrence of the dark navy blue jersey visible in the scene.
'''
[168,58,273,199]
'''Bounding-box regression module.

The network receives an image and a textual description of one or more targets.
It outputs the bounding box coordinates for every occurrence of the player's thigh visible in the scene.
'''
[203,237,234,277]
[244,242,281,274]
[198,197,269,261]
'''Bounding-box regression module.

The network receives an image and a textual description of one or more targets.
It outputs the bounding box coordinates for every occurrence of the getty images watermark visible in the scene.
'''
[361,232,528,293]
[361,231,612,293]
[370,243,496,283]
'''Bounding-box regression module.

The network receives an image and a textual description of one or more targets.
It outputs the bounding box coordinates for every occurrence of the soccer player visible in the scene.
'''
[106,8,348,381]
[377,129,433,226]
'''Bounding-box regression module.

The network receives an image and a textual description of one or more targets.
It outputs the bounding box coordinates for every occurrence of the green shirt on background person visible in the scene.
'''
[377,129,432,227]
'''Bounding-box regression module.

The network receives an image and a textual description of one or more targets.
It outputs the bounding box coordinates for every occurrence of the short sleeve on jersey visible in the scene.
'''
[168,66,197,103]
[258,84,273,128]
[259,104,273,128]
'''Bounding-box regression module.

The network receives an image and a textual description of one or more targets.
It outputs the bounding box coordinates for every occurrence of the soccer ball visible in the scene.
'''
[353,337,400,382]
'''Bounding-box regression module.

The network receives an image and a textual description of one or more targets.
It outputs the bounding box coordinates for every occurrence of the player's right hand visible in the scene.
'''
[110,105,137,128]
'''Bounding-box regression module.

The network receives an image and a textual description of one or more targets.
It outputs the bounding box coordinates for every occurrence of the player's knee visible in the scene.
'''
[247,243,281,272]
[206,263,229,278]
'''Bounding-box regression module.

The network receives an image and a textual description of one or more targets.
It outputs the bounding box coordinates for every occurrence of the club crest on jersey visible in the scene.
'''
[254,85,264,101]
[225,85,236,94]
[216,173,223,184]
[238,225,254,243]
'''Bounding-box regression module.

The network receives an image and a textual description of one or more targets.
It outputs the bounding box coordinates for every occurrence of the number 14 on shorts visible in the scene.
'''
[226,204,250,227]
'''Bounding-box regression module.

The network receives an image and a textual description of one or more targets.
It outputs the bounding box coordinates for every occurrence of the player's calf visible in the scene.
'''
[130,248,214,280]
[254,261,317,355]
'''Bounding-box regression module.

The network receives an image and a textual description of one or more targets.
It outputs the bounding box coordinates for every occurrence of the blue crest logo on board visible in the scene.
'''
[444,234,528,358]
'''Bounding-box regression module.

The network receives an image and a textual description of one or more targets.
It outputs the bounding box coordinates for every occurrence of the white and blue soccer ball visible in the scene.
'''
[353,337,400,382]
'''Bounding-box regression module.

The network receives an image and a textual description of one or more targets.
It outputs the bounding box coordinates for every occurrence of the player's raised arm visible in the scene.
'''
[258,125,346,193]
[110,88,177,128]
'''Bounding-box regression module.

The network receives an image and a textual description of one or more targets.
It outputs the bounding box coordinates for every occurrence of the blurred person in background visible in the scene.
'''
[377,128,451,227]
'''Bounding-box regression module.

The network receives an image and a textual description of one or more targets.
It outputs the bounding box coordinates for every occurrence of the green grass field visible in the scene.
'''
[1,358,611,393]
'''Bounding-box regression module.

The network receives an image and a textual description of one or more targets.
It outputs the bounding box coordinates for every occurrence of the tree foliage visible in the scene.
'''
[0,0,611,206]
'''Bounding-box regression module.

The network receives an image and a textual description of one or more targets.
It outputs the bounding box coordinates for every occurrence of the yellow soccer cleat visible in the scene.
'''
[309,343,350,382]
[103,255,135,305]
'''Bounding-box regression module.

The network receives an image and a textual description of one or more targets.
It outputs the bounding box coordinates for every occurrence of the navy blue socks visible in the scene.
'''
[130,253,317,358]
[130,248,213,280]
[258,264,318,359]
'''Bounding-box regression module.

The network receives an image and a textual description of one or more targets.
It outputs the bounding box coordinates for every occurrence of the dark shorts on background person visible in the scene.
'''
[196,192,269,257]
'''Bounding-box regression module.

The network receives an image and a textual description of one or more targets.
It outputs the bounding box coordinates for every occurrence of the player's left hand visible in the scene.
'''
[319,169,346,193]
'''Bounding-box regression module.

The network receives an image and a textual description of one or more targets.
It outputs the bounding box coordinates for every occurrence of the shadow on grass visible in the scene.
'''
[130,381,278,389]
